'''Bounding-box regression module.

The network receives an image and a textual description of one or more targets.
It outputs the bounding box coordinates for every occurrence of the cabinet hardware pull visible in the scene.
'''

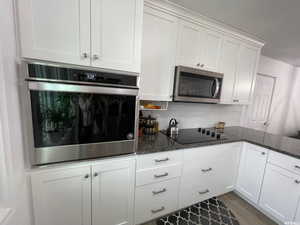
[198,189,210,195]
[295,180,300,184]
[94,172,98,177]
[295,165,300,169]
[82,53,89,59]
[200,64,205,67]
[155,158,169,163]
[151,206,165,213]
[152,188,167,195]
[233,99,239,102]
[154,172,169,178]
[261,152,266,155]
[196,63,201,67]
[201,168,212,173]
[93,54,99,60]
[84,174,89,179]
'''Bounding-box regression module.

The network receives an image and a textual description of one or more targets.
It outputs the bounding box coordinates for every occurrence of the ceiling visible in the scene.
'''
[169,0,300,66]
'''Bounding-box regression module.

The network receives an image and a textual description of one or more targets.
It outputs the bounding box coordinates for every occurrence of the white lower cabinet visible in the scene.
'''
[31,166,92,225]
[180,143,241,209]
[259,164,300,223]
[31,157,135,225]
[236,143,268,204]
[135,178,180,224]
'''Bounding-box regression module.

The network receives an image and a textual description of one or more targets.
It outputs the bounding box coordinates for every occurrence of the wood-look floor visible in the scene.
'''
[219,192,278,225]
[143,192,278,225]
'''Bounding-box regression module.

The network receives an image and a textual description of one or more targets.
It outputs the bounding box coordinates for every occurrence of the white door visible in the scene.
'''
[31,166,91,225]
[91,0,143,73]
[219,38,241,104]
[233,45,259,104]
[176,20,205,68]
[18,0,91,66]
[246,74,275,131]
[200,29,223,72]
[260,164,300,223]
[140,7,178,101]
[92,158,135,225]
[236,143,268,204]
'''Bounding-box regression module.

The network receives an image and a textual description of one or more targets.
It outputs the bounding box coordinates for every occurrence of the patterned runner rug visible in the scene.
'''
[156,197,240,225]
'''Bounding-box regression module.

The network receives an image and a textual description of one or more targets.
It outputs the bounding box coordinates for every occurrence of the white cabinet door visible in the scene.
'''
[18,0,91,66]
[233,45,259,104]
[260,164,300,223]
[31,166,91,225]
[236,143,268,204]
[201,29,223,72]
[91,0,143,73]
[92,158,135,225]
[140,7,178,101]
[219,38,240,104]
[176,20,204,68]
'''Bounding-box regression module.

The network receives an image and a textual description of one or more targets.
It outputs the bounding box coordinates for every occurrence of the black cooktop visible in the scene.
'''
[162,128,226,145]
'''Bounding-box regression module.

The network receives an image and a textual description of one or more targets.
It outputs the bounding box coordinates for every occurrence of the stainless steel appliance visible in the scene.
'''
[24,62,139,165]
[173,66,223,103]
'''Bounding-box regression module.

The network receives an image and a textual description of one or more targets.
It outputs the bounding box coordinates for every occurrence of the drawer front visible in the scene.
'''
[136,151,183,170]
[268,151,300,175]
[135,178,180,224]
[180,182,216,209]
[183,143,241,173]
[136,164,182,186]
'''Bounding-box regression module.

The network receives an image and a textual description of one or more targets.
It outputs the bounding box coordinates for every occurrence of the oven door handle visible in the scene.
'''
[212,78,220,98]
[27,81,139,96]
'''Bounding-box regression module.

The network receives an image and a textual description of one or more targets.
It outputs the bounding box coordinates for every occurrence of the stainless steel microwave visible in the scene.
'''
[173,66,223,103]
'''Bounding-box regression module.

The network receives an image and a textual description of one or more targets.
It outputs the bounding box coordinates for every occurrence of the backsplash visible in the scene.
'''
[142,102,244,130]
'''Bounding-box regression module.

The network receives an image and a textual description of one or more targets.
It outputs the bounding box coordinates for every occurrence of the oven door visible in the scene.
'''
[27,81,139,165]
[173,66,223,103]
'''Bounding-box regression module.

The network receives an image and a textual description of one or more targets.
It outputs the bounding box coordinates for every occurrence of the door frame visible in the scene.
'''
[246,73,276,131]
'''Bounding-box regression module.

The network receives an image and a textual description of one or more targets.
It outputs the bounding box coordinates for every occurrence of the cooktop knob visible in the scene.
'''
[206,130,210,135]
[198,128,202,132]
[202,129,206,134]
[216,134,221,139]
[211,132,216,137]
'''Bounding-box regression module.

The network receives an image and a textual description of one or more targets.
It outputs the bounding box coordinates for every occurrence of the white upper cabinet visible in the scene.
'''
[220,39,260,104]
[140,6,178,101]
[92,158,135,225]
[233,44,259,104]
[260,164,300,223]
[200,29,223,72]
[176,20,204,68]
[18,0,91,66]
[17,0,143,73]
[31,166,92,225]
[91,0,143,72]
[219,38,240,104]
[236,143,268,204]
[176,20,223,72]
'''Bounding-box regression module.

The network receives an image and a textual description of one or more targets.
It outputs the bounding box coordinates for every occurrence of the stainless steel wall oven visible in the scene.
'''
[24,62,139,165]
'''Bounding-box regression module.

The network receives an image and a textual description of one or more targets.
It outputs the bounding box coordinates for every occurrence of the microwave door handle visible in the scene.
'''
[212,78,220,98]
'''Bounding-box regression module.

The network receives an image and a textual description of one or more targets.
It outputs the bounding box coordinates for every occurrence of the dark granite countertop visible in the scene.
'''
[137,126,300,159]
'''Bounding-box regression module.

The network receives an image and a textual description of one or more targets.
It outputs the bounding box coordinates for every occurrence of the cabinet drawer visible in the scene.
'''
[180,182,216,209]
[183,143,241,173]
[268,151,300,175]
[136,164,182,186]
[135,178,180,224]
[136,151,183,170]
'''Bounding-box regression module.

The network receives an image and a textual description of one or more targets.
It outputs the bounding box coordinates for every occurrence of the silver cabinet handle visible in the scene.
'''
[233,99,239,103]
[199,189,210,195]
[84,174,90,179]
[295,180,300,184]
[261,152,266,155]
[151,206,165,214]
[82,53,89,58]
[155,158,169,163]
[196,63,205,67]
[154,172,169,178]
[94,172,98,177]
[93,54,99,60]
[152,188,167,195]
[295,165,300,169]
[201,168,212,173]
